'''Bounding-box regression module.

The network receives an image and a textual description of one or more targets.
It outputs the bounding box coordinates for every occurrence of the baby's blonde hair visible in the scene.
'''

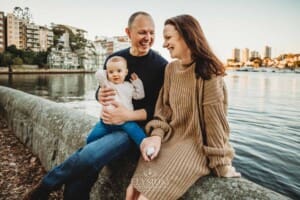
[106,56,127,68]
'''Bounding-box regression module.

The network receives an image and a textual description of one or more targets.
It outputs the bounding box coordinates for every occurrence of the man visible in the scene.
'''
[23,11,167,200]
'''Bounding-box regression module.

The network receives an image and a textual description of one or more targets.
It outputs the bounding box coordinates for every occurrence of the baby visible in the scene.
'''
[87,56,154,156]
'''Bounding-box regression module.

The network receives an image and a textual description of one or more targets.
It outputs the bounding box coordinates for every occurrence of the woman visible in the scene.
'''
[126,14,241,200]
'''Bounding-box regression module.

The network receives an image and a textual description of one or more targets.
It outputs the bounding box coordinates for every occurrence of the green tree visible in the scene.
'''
[69,32,87,51]
[6,45,22,57]
[34,51,48,68]
[2,52,13,73]
[22,50,35,64]
[12,57,23,65]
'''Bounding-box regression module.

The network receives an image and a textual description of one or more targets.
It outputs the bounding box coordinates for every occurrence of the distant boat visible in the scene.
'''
[295,68,300,73]
[257,67,277,72]
[236,66,253,72]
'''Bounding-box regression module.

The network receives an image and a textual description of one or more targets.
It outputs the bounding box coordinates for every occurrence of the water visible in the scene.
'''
[0,72,299,199]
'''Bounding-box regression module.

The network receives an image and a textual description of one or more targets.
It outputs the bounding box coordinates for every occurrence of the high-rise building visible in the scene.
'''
[0,11,5,53]
[250,51,260,58]
[6,13,21,49]
[19,21,27,50]
[39,26,53,51]
[26,23,40,52]
[232,48,240,62]
[241,48,249,63]
[263,45,272,58]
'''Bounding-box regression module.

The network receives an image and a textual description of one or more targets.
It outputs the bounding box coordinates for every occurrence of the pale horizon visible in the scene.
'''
[1,0,300,62]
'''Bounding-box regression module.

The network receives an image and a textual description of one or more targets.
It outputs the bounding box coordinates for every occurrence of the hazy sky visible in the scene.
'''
[1,0,300,62]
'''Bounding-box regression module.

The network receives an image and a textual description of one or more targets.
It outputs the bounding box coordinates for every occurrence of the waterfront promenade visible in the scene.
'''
[0,66,96,74]
[0,85,291,199]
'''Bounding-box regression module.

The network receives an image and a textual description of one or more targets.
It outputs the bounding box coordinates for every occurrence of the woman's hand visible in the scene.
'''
[98,86,116,106]
[140,136,162,162]
[222,166,241,178]
[101,101,129,124]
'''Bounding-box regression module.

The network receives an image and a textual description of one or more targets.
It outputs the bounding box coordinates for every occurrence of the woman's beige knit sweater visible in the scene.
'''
[131,60,235,200]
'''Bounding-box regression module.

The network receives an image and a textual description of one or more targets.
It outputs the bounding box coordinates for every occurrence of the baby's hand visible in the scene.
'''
[130,73,139,81]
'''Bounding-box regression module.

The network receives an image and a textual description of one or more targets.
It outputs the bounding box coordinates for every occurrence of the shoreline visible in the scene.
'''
[0,68,96,74]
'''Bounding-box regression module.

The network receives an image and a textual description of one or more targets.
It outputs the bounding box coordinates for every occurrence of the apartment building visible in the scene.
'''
[0,11,5,53]
[6,13,21,49]
[250,50,260,58]
[39,26,54,51]
[264,46,272,58]
[26,23,40,51]
[94,36,130,68]
[242,48,249,63]
[232,48,241,62]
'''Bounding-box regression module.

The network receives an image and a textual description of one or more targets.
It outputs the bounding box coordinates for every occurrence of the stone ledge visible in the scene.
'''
[0,86,290,200]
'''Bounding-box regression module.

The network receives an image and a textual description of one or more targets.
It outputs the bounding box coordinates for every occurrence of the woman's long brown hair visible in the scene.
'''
[165,14,225,80]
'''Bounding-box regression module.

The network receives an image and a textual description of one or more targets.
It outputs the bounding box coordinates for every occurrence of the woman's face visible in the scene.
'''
[163,24,191,60]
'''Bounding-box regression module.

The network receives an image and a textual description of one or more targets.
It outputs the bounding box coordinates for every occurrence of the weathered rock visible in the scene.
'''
[0,86,290,200]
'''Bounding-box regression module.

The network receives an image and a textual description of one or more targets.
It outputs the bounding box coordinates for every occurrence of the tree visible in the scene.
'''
[22,50,35,64]
[6,45,22,56]
[2,52,13,73]
[34,52,48,68]
[13,6,33,23]
[12,57,23,65]
[69,32,87,51]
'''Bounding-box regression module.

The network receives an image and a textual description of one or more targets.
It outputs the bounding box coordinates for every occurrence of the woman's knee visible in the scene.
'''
[137,194,148,200]
[126,184,139,200]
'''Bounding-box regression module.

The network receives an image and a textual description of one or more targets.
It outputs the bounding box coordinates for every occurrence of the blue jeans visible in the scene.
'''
[40,121,134,200]
[86,120,146,147]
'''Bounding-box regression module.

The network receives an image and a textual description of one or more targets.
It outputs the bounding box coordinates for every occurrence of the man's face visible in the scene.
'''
[126,15,155,56]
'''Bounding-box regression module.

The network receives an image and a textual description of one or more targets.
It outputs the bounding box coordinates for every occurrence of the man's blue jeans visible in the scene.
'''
[86,120,146,147]
[40,120,133,199]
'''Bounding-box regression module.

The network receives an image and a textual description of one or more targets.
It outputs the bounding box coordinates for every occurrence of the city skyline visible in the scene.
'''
[1,0,300,62]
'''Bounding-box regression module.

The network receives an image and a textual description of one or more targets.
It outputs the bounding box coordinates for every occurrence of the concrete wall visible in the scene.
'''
[0,86,290,200]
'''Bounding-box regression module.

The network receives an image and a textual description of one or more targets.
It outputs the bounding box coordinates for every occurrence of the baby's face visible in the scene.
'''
[106,62,128,84]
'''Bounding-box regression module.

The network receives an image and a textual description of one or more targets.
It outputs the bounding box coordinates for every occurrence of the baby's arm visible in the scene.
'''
[130,73,145,100]
[95,69,109,87]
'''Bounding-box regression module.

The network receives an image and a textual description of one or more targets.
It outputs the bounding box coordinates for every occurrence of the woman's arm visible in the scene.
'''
[202,76,240,177]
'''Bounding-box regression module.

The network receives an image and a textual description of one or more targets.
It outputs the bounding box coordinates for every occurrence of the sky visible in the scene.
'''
[1,0,300,62]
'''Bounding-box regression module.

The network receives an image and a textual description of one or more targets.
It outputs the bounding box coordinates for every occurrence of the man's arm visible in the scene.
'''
[102,102,147,124]
[96,87,116,105]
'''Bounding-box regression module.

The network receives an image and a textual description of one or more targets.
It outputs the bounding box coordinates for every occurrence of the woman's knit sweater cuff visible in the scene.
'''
[203,145,234,176]
[214,165,230,177]
[150,128,165,140]
[203,146,234,157]
[145,120,172,142]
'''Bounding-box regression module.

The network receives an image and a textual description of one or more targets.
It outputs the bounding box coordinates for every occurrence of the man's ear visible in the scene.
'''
[125,28,131,39]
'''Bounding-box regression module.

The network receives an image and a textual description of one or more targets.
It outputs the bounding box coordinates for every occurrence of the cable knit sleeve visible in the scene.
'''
[202,76,235,177]
[145,64,172,143]
[131,78,145,100]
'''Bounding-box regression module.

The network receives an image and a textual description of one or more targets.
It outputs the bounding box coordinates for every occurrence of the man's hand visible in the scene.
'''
[101,101,130,124]
[140,136,162,162]
[98,86,116,105]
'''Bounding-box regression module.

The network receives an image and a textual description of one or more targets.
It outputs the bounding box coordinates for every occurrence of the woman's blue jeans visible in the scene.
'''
[40,121,133,199]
